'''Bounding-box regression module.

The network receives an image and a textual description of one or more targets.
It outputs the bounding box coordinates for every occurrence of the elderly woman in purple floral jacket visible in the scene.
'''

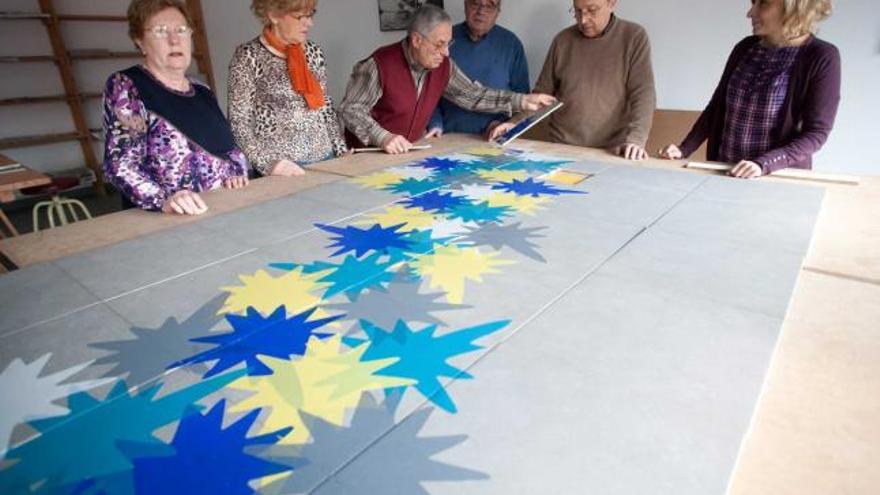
[661,0,841,179]
[103,0,249,215]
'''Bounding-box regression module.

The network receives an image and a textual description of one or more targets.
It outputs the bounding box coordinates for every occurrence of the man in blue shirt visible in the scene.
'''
[426,0,530,138]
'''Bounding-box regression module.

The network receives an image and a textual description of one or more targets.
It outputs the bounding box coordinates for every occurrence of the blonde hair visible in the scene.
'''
[782,0,832,38]
[127,0,193,41]
[251,0,317,25]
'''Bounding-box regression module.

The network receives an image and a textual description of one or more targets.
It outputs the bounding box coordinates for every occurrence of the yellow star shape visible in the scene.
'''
[219,267,331,318]
[352,171,404,189]
[465,146,505,157]
[230,335,412,445]
[411,245,515,304]
[486,192,549,216]
[355,205,438,232]
[476,169,529,183]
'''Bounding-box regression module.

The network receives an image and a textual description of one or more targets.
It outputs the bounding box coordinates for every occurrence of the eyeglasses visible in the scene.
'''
[466,0,499,12]
[417,32,454,52]
[428,38,454,51]
[144,24,193,39]
[289,9,317,21]
[569,6,602,19]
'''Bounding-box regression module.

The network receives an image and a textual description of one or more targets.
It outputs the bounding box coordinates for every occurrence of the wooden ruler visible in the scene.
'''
[685,161,860,186]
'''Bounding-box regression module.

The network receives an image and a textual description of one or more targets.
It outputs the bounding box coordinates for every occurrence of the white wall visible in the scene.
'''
[1,0,877,175]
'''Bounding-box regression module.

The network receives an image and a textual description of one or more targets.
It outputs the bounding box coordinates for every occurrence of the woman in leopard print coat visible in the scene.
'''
[228,0,347,177]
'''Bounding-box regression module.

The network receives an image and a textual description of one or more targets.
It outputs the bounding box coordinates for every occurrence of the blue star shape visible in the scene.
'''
[319,252,398,301]
[386,229,452,264]
[415,157,467,175]
[502,159,572,174]
[130,400,293,495]
[447,201,512,224]
[457,159,498,172]
[0,373,244,493]
[464,153,519,167]
[399,190,471,213]
[169,306,341,378]
[384,178,443,196]
[491,177,586,197]
[344,319,510,413]
[316,222,412,258]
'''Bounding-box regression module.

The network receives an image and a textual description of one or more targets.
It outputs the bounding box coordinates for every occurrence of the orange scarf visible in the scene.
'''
[262,26,324,110]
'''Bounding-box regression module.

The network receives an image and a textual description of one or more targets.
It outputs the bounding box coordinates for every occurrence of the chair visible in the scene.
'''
[645,109,706,160]
[20,176,92,232]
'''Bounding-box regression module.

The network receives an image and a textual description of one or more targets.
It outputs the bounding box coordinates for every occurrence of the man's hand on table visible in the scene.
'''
[425,127,443,139]
[616,143,648,161]
[487,121,515,142]
[381,134,414,155]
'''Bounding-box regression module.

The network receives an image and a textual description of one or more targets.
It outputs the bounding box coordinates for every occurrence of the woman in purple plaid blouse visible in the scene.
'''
[661,0,840,179]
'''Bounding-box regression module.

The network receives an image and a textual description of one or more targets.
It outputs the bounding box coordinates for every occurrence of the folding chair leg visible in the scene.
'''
[32,202,49,232]
[48,204,56,229]
[68,199,92,220]
[65,201,80,222]
[53,198,69,227]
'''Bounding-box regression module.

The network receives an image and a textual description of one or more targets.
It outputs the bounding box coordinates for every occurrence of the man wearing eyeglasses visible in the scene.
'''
[426,0,529,139]
[340,5,555,154]
[534,0,655,160]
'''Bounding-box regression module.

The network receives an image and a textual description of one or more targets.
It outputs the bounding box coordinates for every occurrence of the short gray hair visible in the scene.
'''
[408,4,452,37]
[467,0,502,8]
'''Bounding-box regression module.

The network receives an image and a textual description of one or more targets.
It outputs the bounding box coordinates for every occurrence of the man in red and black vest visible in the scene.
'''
[340,5,555,154]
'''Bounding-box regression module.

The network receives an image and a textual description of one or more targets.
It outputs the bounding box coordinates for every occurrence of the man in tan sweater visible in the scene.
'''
[534,0,655,160]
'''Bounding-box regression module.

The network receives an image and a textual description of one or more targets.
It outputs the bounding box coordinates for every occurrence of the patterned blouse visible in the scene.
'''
[227,38,347,175]
[720,43,802,164]
[102,67,248,211]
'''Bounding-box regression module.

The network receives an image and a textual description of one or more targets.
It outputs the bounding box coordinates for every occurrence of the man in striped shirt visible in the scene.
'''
[339,5,554,154]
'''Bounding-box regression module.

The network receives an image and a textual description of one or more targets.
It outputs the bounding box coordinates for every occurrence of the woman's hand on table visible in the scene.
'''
[659,144,683,160]
[268,159,306,176]
[162,190,208,216]
[223,175,249,189]
[730,160,763,179]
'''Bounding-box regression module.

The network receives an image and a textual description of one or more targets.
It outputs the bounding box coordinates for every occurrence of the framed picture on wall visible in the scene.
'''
[378,0,444,32]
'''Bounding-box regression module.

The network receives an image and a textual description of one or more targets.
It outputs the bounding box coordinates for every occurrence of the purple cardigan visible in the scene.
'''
[679,35,841,173]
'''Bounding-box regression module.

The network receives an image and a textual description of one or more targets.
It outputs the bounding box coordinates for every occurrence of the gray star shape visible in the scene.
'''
[262,393,488,495]
[88,294,225,384]
[460,221,549,263]
[326,277,471,331]
[438,170,490,189]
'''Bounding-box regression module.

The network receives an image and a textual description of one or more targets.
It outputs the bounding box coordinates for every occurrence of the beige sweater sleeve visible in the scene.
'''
[623,28,656,147]
[533,36,559,96]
